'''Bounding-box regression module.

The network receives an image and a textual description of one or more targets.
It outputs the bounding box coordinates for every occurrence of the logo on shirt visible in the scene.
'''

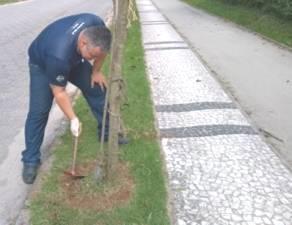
[71,22,85,35]
[56,75,65,83]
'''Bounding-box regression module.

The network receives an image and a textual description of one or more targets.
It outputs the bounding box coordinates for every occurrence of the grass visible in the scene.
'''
[29,18,170,225]
[183,0,292,48]
[0,0,21,5]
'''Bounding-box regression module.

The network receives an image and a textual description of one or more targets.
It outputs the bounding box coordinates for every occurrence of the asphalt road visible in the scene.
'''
[0,0,111,224]
[152,0,292,166]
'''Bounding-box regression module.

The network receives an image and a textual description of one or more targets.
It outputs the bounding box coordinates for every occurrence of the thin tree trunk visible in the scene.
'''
[105,0,129,181]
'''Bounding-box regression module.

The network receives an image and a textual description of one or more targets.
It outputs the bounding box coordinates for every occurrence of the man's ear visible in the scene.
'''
[80,35,87,46]
[78,33,88,46]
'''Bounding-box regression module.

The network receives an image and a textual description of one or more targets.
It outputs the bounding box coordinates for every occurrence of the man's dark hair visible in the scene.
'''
[83,26,112,52]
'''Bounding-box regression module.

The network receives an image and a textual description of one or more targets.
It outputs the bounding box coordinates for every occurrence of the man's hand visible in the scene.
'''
[91,71,107,91]
[70,117,82,137]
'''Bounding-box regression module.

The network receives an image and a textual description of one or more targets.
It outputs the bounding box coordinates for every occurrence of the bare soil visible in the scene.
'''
[59,160,135,212]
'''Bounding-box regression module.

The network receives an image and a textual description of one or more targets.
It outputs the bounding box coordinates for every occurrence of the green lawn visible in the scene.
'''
[29,16,170,225]
[0,0,20,5]
[183,0,292,48]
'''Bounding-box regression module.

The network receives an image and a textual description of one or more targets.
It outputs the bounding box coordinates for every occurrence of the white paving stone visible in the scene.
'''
[146,49,231,105]
[139,11,166,22]
[142,24,184,44]
[137,0,292,224]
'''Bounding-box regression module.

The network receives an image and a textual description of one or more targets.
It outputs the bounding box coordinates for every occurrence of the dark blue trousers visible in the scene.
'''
[22,60,109,165]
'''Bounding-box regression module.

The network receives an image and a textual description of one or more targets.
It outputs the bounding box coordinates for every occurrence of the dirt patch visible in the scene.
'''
[59,160,134,212]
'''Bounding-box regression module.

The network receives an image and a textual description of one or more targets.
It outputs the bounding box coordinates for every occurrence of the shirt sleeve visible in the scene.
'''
[45,56,70,87]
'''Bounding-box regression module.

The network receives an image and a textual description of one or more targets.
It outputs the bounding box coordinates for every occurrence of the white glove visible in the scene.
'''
[70,117,81,137]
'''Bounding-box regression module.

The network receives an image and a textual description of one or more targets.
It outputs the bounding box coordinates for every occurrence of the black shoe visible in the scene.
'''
[118,135,129,145]
[22,164,39,184]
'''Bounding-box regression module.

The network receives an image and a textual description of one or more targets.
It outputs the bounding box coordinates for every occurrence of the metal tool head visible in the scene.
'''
[63,170,85,179]
[64,127,85,179]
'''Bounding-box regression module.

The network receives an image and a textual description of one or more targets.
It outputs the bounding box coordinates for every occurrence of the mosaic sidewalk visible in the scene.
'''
[137,1,292,224]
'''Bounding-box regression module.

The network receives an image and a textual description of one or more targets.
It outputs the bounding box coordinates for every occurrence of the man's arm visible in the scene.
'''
[91,53,107,90]
[51,85,81,137]
[50,85,76,120]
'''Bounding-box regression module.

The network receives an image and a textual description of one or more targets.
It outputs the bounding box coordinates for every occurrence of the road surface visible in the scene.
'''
[0,0,111,224]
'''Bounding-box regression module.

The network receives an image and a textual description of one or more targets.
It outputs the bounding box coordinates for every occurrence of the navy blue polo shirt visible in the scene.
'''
[28,13,105,87]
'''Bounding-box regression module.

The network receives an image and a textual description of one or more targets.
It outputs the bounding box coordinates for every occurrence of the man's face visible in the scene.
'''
[79,37,105,61]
